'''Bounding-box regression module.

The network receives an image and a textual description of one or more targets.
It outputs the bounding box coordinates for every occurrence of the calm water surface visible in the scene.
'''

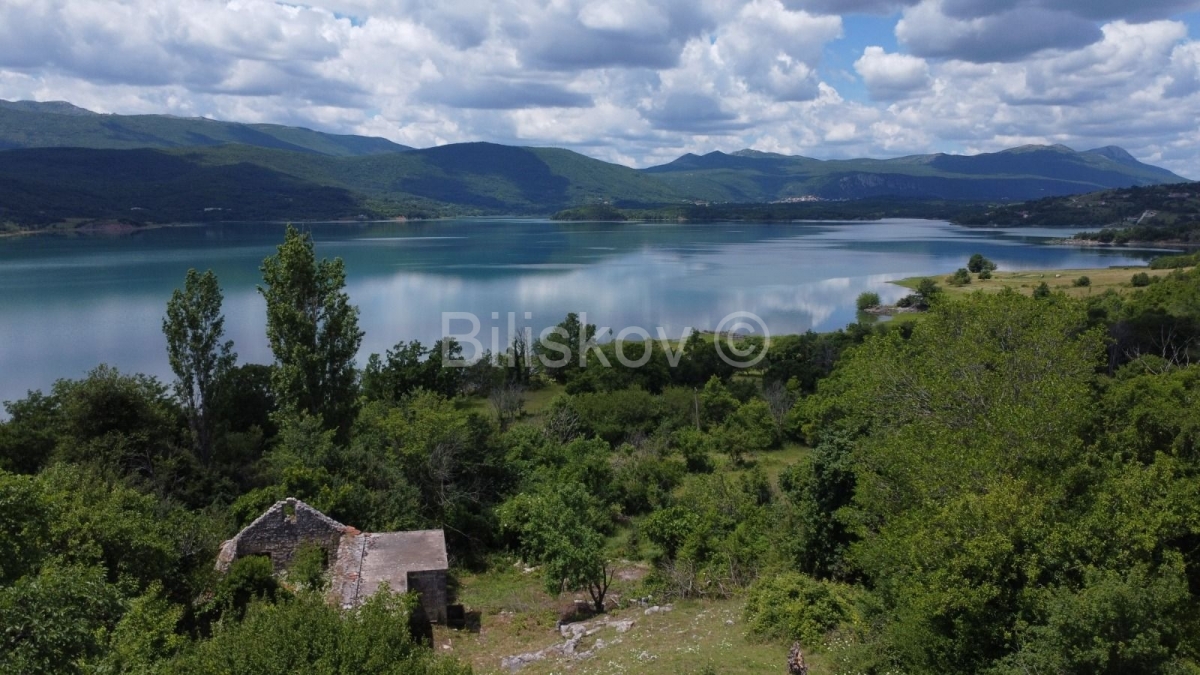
[0,219,1160,405]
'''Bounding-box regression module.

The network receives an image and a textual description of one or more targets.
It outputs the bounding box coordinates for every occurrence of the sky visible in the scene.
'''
[2,1,1200,177]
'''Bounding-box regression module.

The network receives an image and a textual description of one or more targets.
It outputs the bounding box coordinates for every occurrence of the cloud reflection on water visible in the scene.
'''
[0,219,1160,407]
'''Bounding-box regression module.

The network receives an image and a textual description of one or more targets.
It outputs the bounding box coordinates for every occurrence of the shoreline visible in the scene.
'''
[887,262,1186,301]
[0,216,462,239]
[1050,237,1194,250]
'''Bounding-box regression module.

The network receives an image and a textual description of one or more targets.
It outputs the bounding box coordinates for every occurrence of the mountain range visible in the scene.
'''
[0,100,1190,228]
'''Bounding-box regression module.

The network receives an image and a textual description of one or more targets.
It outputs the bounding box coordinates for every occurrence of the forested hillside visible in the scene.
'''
[3,227,1200,672]
[0,100,1192,231]
[0,100,410,155]
[0,142,682,229]
[642,144,1188,202]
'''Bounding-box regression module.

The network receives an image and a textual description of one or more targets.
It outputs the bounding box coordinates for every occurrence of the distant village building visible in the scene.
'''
[216,498,449,623]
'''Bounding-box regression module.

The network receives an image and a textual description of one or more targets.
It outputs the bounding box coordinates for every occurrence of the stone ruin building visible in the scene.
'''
[216,498,449,623]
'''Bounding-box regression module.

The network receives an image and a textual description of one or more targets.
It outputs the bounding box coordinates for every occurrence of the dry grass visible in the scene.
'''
[435,578,801,675]
[896,265,1186,300]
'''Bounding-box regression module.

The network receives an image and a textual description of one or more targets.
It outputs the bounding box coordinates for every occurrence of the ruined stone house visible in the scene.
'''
[216,498,449,623]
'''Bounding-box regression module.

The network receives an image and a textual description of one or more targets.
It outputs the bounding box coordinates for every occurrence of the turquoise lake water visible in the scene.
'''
[0,218,1160,406]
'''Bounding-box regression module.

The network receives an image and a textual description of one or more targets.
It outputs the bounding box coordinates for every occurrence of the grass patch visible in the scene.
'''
[455,382,567,424]
[434,595,812,675]
[896,265,1187,300]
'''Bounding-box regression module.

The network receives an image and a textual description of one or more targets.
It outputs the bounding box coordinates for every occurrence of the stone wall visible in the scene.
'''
[408,569,449,624]
[216,498,346,573]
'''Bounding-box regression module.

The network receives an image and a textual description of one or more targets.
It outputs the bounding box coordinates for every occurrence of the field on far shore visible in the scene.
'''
[894,264,1185,300]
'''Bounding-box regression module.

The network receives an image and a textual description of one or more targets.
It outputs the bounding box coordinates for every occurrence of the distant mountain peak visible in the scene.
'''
[643,141,1187,201]
[731,149,791,159]
[1085,145,1138,163]
[0,99,98,116]
[1000,143,1076,154]
[0,99,411,156]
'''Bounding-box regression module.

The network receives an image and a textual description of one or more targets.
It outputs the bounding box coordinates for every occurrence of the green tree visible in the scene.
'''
[916,277,941,300]
[362,339,464,402]
[1034,280,1052,298]
[259,226,363,434]
[51,366,183,487]
[967,253,997,274]
[102,582,186,673]
[164,269,236,464]
[0,563,124,675]
[536,312,597,383]
[777,432,857,580]
[856,292,881,311]
[0,391,59,474]
[699,376,738,429]
[498,482,613,612]
[714,399,778,464]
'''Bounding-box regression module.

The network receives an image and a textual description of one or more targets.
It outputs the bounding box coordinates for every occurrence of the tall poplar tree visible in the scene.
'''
[258,226,363,433]
[163,269,235,464]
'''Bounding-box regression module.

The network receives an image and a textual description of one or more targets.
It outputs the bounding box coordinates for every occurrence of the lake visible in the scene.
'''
[0,218,1159,406]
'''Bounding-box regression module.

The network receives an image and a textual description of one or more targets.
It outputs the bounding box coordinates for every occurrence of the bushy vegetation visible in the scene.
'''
[7,226,1200,672]
[743,572,862,647]
[855,292,881,311]
[1150,250,1200,269]
[948,267,973,286]
[1131,271,1155,287]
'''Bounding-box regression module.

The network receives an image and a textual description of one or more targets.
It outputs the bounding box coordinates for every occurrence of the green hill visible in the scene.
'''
[0,142,685,228]
[0,147,377,226]
[953,180,1200,232]
[641,144,1189,202]
[0,100,409,156]
[0,99,1193,230]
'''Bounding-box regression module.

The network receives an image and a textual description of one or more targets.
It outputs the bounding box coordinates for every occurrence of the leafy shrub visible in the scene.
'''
[572,388,662,446]
[949,268,972,286]
[1073,275,1091,287]
[646,473,776,599]
[205,555,284,622]
[642,506,701,559]
[856,292,881,311]
[744,572,861,647]
[611,445,685,515]
[672,428,714,473]
[170,591,470,674]
[1033,281,1052,298]
[288,542,329,591]
[1131,272,1153,287]
[978,268,993,280]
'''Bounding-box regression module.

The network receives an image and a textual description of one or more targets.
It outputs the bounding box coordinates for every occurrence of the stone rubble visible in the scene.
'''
[501,615,637,672]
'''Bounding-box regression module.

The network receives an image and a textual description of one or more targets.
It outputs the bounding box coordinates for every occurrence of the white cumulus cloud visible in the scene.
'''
[854,46,931,100]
